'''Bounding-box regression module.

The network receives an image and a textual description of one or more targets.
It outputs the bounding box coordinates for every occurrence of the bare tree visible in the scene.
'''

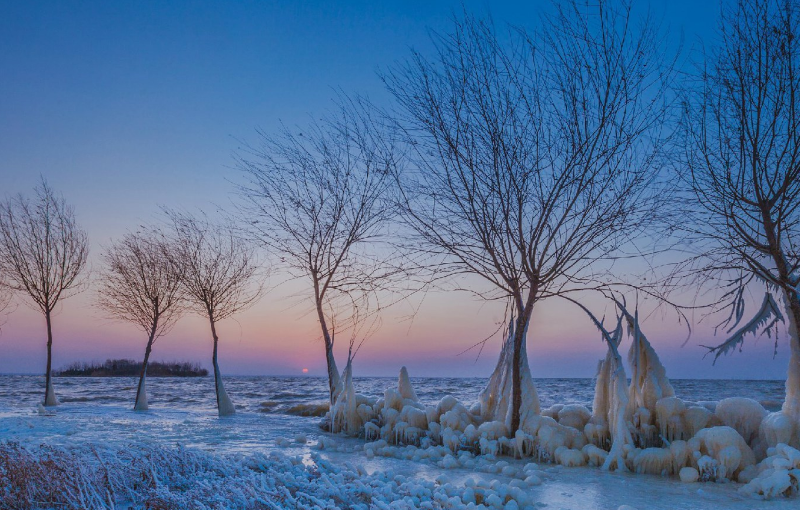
[236,99,399,405]
[0,278,11,319]
[97,228,184,411]
[680,0,800,422]
[384,1,673,433]
[0,179,88,406]
[166,211,263,416]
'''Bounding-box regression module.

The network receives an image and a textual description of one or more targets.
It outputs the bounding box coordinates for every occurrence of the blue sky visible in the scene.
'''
[3,0,789,380]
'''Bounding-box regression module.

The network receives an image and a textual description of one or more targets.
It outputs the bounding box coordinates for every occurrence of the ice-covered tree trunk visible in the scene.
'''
[781,290,800,422]
[601,341,633,472]
[314,287,341,406]
[330,357,360,435]
[209,318,235,417]
[325,340,341,404]
[587,336,621,450]
[398,366,418,401]
[43,310,58,407]
[764,216,800,426]
[479,316,540,434]
[134,327,156,411]
[625,307,674,417]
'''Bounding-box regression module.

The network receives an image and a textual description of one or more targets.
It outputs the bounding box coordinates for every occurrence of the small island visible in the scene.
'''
[55,359,208,377]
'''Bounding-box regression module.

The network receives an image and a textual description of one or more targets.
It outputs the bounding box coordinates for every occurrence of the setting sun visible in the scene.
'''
[302,368,308,374]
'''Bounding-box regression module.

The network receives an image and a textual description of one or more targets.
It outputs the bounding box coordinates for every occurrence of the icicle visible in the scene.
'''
[626,306,675,417]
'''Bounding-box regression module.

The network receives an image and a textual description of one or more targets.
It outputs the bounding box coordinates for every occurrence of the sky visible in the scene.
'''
[0,0,792,381]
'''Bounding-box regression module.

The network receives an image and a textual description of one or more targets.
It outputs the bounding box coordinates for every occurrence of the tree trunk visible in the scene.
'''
[762,208,800,421]
[479,308,540,434]
[134,325,157,411]
[510,313,526,433]
[43,309,58,407]
[210,316,235,416]
[781,288,800,421]
[510,299,536,433]
[313,282,340,405]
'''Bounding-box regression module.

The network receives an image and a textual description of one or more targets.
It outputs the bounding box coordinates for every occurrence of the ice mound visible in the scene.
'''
[740,443,800,499]
[714,397,767,446]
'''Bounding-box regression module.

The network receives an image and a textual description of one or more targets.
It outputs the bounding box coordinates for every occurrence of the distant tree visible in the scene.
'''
[384,1,673,433]
[97,228,185,411]
[0,179,88,406]
[166,211,263,416]
[680,0,800,421]
[236,99,399,406]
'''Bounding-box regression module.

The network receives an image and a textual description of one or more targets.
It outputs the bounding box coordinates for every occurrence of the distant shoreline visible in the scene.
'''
[0,372,785,382]
[53,359,208,378]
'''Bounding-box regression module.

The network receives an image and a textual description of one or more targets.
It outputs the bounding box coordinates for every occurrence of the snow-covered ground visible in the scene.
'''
[0,375,794,509]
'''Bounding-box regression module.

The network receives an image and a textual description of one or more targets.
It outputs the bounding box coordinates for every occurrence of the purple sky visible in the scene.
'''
[1,1,792,380]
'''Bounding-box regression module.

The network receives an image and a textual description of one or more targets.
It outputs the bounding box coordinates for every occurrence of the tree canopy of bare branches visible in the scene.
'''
[0,179,88,406]
[97,228,185,410]
[166,210,263,416]
[384,1,673,432]
[236,99,400,404]
[680,0,800,419]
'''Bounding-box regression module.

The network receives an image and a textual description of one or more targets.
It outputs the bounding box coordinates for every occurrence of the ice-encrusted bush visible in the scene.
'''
[4,441,539,510]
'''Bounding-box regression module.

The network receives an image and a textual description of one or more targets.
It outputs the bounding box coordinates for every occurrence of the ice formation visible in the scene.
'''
[714,397,767,446]
[784,299,800,421]
[740,443,800,499]
[580,311,632,471]
[299,306,800,499]
[214,361,236,417]
[478,318,540,432]
[679,466,699,483]
[134,374,148,411]
[599,339,633,472]
[44,378,59,407]
[0,441,559,510]
[398,366,418,401]
[330,358,365,435]
[690,426,756,480]
[622,306,674,446]
[759,412,799,451]
[326,347,342,403]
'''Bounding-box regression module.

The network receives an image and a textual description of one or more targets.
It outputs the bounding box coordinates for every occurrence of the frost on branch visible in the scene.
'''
[703,292,784,364]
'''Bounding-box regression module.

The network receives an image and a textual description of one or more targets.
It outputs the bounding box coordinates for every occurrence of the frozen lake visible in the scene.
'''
[0,375,794,509]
